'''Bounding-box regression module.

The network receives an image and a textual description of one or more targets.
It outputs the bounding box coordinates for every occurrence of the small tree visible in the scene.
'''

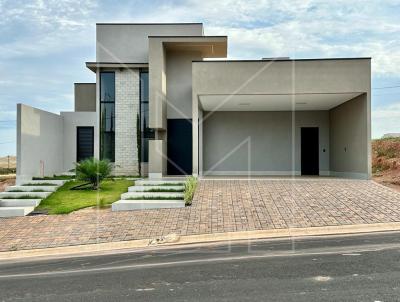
[75,158,112,190]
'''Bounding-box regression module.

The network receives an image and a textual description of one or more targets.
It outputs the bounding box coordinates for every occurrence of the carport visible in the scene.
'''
[192,58,371,179]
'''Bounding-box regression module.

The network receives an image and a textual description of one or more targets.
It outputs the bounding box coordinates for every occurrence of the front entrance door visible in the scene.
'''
[77,126,94,162]
[301,127,319,175]
[167,119,192,175]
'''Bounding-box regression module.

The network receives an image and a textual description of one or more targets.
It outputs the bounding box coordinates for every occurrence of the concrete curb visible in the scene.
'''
[2,222,400,261]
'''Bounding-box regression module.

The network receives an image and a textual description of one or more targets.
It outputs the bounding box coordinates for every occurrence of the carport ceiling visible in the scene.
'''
[199,93,363,111]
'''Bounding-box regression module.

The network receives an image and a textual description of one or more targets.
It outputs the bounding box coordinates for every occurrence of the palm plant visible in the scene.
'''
[75,158,112,190]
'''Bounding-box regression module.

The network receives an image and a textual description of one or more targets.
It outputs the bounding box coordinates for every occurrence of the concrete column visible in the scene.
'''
[149,139,166,178]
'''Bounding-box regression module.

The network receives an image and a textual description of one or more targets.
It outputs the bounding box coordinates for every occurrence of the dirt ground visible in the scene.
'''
[372,138,400,192]
[0,177,15,192]
[373,170,400,192]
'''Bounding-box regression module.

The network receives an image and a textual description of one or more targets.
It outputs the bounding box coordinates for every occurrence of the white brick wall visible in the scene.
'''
[114,69,140,175]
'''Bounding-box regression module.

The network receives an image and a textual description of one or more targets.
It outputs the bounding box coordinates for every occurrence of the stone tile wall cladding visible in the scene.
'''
[114,69,140,176]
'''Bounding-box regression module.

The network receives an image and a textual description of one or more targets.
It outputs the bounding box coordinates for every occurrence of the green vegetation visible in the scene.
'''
[125,196,181,200]
[9,189,46,192]
[22,183,58,186]
[0,167,16,174]
[33,175,75,180]
[183,176,198,206]
[75,158,112,190]
[145,188,184,192]
[143,182,184,186]
[36,179,133,214]
[2,195,43,199]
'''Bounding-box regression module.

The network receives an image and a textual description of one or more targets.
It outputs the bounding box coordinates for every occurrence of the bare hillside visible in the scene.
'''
[372,138,400,191]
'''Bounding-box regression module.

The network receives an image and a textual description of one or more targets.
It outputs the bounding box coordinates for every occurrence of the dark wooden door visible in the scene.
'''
[301,127,319,175]
[77,126,94,162]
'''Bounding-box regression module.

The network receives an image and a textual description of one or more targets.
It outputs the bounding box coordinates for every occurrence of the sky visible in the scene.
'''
[0,0,400,156]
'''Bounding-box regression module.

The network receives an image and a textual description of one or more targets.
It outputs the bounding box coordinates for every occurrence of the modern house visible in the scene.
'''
[16,23,371,183]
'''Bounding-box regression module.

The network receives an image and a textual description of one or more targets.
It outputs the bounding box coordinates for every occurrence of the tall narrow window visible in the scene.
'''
[140,70,154,162]
[100,72,115,162]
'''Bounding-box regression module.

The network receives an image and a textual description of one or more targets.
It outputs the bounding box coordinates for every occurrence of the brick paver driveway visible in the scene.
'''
[1,179,400,252]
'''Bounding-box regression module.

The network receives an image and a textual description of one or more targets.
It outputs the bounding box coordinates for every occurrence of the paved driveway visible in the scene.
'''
[1,179,400,252]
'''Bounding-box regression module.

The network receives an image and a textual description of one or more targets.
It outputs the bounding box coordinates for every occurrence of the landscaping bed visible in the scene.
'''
[35,179,134,214]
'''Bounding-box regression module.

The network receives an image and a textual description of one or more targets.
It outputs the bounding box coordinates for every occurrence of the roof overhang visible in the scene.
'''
[149,36,227,58]
[85,62,149,72]
[199,93,364,111]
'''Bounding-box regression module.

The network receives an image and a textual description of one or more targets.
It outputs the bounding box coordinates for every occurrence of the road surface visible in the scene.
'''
[1,232,400,301]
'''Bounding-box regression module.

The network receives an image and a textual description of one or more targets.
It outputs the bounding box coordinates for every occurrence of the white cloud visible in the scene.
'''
[134,0,400,75]
[372,102,400,138]
[0,0,96,59]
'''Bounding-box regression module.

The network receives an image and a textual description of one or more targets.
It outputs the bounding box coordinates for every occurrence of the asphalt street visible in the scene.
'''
[1,232,400,301]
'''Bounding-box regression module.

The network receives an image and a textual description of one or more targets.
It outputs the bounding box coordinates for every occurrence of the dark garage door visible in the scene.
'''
[77,126,94,162]
[167,119,192,175]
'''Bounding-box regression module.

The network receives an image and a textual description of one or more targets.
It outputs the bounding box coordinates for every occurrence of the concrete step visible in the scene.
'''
[61,171,75,176]
[121,192,184,200]
[0,207,35,217]
[20,180,66,186]
[0,191,52,199]
[112,199,185,211]
[135,179,186,186]
[6,185,58,192]
[128,185,184,192]
[0,199,42,207]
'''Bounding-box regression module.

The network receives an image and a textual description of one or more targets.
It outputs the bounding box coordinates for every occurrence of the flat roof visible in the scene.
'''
[193,57,371,62]
[148,35,227,38]
[96,22,203,25]
[85,62,149,72]
[150,36,228,58]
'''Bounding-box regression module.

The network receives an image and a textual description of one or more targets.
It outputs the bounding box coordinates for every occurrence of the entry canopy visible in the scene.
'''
[199,92,363,111]
[150,36,228,58]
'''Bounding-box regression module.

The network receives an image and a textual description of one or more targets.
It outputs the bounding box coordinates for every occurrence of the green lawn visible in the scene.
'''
[36,179,134,214]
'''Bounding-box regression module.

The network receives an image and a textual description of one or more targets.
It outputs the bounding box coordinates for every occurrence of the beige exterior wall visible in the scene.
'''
[193,59,371,178]
[114,69,140,176]
[192,59,370,95]
[17,106,97,182]
[148,36,227,177]
[148,140,166,178]
[166,50,202,119]
[202,111,329,175]
[96,23,203,63]
[61,111,97,171]
[74,83,96,112]
[329,94,369,178]
[17,104,64,182]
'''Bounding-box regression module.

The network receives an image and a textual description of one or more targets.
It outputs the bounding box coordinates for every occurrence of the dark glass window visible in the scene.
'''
[140,71,154,163]
[100,72,115,162]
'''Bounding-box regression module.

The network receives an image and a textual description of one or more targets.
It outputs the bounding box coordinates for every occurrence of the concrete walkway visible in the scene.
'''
[1,179,400,252]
